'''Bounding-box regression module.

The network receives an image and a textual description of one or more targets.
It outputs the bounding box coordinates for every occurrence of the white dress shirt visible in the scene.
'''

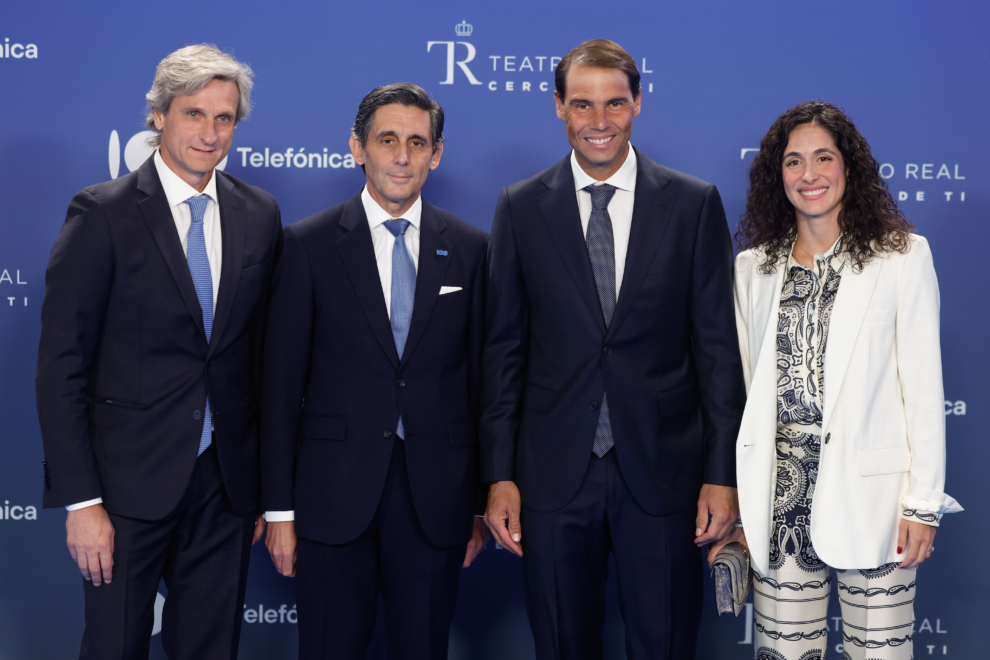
[570,145,637,298]
[264,187,423,523]
[66,150,224,512]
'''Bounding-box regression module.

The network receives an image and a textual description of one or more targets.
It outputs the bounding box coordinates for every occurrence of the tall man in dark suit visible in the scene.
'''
[261,83,488,660]
[482,40,746,658]
[36,45,282,659]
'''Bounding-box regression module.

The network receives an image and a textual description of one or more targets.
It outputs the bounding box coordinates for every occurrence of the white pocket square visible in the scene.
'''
[439,286,463,295]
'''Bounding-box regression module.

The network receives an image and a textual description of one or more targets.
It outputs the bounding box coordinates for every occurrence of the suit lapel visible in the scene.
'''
[207,172,246,357]
[607,152,674,338]
[136,159,206,341]
[823,256,884,429]
[336,193,400,369]
[401,201,450,364]
[536,158,607,335]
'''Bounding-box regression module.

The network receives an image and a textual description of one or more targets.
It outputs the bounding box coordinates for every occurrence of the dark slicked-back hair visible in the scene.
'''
[736,100,913,273]
[351,82,445,155]
[555,39,641,100]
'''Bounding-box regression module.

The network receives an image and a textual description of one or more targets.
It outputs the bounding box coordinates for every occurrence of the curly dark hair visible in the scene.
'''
[735,101,913,273]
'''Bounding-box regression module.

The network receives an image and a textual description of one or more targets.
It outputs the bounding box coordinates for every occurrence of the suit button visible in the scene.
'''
[590,402,599,411]
[602,346,611,355]
[193,410,202,420]
[383,430,393,438]
[397,379,406,388]
[824,433,831,444]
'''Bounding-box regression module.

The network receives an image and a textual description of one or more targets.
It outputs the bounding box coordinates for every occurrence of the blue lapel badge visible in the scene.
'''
[436,249,448,256]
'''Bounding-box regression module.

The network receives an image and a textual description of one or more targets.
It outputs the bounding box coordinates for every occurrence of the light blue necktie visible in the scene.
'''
[383,218,415,440]
[185,195,214,456]
[585,184,617,457]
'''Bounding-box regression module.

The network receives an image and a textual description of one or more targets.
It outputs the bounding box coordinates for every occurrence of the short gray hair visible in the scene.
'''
[145,44,254,147]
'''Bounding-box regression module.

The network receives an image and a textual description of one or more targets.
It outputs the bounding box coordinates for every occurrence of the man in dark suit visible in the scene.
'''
[482,40,746,658]
[36,45,281,659]
[260,83,488,660]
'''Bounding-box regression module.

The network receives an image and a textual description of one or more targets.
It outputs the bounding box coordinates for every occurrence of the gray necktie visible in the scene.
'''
[585,184,617,457]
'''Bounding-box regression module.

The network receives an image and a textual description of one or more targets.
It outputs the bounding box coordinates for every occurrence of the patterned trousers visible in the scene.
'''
[753,558,917,659]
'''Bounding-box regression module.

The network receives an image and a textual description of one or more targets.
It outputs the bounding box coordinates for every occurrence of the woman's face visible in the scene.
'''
[781,122,847,226]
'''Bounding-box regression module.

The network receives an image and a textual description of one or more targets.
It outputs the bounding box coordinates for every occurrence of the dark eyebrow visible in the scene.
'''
[408,133,430,144]
[783,147,838,160]
[374,129,399,140]
[567,97,593,106]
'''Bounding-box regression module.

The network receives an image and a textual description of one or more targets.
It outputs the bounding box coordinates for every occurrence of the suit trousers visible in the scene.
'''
[521,450,703,660]
[79,443,255,660]
[295,440,468,660]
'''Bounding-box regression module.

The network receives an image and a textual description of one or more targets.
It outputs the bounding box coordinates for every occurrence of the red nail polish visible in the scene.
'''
[897,546,903,554]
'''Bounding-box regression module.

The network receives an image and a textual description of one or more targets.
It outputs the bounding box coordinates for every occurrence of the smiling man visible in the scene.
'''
[482,40,746,658]
[36,45,282,659]
[260,83,488,660]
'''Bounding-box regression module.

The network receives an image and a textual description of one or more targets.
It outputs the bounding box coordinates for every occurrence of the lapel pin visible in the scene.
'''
[436,249,448,256]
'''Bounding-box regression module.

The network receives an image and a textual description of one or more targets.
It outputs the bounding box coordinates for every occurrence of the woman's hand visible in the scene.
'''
[898,519,936,569]
[707,526,749,568]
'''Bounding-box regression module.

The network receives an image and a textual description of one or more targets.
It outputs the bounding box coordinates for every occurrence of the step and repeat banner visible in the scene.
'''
[1,0,986,657]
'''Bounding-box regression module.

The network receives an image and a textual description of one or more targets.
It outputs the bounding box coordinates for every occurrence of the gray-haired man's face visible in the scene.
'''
[154,78,239,192]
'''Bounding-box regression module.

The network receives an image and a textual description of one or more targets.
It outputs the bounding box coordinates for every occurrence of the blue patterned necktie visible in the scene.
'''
[383,218,415,439]
[185,195,214,456]
[585,183,617,457]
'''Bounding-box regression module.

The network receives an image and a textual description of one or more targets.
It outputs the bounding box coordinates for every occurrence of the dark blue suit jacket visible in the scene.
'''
[36,156,283,520]
[481,149,745,515]
[260,192,487,549]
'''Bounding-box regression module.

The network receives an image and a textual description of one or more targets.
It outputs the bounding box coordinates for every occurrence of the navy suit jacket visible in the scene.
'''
[260,192,488,549]
[481,149,745,515]
[36,156,283,520]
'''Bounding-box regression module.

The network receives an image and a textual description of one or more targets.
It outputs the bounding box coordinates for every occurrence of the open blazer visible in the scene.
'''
[734,234,961,576]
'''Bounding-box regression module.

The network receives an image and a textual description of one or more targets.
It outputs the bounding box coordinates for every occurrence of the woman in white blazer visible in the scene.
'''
[711,101,961,660]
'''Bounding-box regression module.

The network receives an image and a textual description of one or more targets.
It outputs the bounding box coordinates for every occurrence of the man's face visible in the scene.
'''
[555,65,641,181]
[154,78,239,191]
[349,104,442,217]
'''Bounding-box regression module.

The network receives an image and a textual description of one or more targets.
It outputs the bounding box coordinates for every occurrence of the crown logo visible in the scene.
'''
[454,20,473,37]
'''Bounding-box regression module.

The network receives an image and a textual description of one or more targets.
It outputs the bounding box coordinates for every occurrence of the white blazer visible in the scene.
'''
[734,234,961,575]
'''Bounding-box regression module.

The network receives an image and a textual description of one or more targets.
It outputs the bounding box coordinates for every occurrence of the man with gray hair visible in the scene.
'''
[37,44,282,658]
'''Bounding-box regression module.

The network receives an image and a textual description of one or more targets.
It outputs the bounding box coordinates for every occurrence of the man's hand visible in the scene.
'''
[484,481,523,557]
[66,504,115,586]
[706,526,749,568]
[694,484,739,546]
[252,515,267,545]
[266,521,297,577]
[898,519,936,569]
[463,517,491,568]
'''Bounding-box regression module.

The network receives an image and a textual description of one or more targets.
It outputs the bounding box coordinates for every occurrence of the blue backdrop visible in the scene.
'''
[1,1,986,657]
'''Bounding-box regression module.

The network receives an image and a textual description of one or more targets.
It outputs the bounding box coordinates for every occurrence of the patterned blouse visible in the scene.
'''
[770,237,936,571]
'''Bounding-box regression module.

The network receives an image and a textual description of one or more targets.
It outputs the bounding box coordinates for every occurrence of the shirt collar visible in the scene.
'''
[787,234,847,272]
[571,144,637,194]
[361,186,422,231]
[154,149,218,209]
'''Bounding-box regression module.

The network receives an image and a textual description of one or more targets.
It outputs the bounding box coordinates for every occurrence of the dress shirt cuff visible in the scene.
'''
[264,511,295,522]
[901,508,941,527]
[65,498,103,511]
[901,492,963,515]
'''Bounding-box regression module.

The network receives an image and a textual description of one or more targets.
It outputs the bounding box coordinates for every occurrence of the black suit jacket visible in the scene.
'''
[481,149,745,515]
[260,192,487,549]
[37,157,282,520]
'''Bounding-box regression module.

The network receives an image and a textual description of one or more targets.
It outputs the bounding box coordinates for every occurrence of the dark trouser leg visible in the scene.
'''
[160,444,255,660]
[79,445,251,660]
[605,451,703,660]
[295,532,380,660]
[378,441,466,660]
[521,454,610,660]
[79,512,176,660]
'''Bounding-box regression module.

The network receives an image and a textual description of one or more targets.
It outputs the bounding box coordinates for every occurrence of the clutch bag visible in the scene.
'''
[710,542,752,617]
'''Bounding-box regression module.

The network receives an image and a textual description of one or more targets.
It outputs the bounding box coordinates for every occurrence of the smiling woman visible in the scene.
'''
[728,100,961,660]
